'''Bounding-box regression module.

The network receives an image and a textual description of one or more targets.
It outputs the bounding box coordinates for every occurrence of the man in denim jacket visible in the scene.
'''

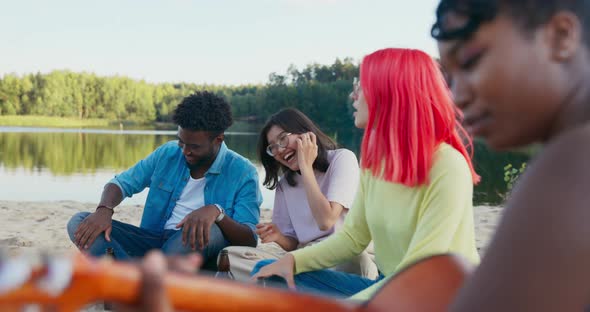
[67,91,261,265]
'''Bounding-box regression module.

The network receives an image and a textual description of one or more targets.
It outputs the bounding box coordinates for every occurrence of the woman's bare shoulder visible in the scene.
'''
[523,124,590,191]
[451,124,590,311]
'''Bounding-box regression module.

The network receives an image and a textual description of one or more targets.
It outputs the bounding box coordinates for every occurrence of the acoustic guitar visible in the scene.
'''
[0,252,471,312]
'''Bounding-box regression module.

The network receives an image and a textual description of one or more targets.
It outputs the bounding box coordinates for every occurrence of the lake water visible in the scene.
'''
[0,127,276,208]
[0,126,531,207]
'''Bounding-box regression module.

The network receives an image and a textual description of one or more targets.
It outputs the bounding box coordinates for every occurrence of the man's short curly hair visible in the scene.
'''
[173,91,233,134]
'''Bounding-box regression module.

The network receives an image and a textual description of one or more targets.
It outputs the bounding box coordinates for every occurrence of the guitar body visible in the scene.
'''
[0,253,471,312]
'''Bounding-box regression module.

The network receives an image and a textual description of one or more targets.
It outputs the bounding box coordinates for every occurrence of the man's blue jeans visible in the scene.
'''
[67,212,228,262]
[251,259,383,298]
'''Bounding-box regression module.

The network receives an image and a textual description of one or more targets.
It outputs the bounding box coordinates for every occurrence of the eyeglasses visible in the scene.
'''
[266,132,292,157]
[351,77,361,101]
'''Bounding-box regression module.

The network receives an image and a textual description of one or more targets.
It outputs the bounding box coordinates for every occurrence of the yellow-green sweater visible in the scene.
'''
[291,143,480,301]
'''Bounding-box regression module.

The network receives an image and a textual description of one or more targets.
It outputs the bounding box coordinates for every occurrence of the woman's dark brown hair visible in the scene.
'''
[258,108,338,190]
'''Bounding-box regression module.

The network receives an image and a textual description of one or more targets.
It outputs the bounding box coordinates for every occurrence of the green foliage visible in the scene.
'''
[503,162,527,192]
[0,58,360,141]
[259,58,361,144]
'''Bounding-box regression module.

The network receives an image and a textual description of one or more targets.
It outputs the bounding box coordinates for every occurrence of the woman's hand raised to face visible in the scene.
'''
[296,132,318,173]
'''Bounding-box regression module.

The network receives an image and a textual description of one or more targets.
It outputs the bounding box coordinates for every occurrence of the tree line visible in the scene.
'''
[0,58,360,139]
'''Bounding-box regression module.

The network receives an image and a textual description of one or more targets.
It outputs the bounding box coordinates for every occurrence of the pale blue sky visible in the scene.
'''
[0,0,441,85]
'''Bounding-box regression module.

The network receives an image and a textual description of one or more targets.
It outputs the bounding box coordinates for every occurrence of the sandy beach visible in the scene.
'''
[0,200,503,254]
[0,200,503,310]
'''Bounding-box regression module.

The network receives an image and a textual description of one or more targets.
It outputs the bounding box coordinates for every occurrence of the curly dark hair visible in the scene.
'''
[258,108,338,190]
[172,91,233,135]
[432,0,590,44]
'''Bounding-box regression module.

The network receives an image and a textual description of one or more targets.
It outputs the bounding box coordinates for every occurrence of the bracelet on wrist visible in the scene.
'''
[96,205,114,215]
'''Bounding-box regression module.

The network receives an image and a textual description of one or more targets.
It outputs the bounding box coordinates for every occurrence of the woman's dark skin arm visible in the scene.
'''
[451,126,590,312]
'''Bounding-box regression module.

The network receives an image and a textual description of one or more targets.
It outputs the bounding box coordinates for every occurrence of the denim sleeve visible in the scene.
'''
[109,146,161,198]
[230,166,262,240]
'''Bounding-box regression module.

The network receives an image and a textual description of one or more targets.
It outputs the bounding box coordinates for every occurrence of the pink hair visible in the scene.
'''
[359,48,480,186]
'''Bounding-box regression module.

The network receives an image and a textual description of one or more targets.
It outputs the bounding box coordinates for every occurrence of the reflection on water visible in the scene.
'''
[0,127,531,206]
[0,127,273,207]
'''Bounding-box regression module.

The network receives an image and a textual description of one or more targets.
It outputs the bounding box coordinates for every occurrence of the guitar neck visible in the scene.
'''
[1,253,471,312]
[99,262,356,312]
[0,256,357,312]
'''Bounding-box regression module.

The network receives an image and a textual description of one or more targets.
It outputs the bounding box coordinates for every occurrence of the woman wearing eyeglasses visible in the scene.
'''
[222,107,378,282]
[251,48,480,300]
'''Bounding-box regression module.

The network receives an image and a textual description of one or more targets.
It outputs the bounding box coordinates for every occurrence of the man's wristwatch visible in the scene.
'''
[214,204,225,223]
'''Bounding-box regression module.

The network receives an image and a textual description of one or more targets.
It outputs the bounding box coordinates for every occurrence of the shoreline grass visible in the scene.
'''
[0,115,260,132]
[0,115,150,128]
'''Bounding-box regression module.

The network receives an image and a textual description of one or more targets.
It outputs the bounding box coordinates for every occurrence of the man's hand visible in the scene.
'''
[74,208,113,250]
[176,205,220,250]
[256,223,284,244]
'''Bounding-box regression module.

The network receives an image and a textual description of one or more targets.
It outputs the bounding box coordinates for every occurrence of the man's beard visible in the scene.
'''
[185,161,202,171]
[185,150,215,171]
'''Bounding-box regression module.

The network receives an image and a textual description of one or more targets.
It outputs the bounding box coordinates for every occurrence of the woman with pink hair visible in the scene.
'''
[252,48,481,300]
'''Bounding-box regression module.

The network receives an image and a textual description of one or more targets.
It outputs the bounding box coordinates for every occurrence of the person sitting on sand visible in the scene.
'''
[223,108,378,281]
[66,91,262,266]
[433,0,590,310]
[87,0,590,309]
[251,48,481,299]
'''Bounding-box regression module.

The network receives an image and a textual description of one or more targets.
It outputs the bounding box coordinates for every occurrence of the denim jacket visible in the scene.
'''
[109,141,262,237]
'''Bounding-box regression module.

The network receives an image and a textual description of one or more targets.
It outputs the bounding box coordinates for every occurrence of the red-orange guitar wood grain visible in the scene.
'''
[0,253,472,312]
